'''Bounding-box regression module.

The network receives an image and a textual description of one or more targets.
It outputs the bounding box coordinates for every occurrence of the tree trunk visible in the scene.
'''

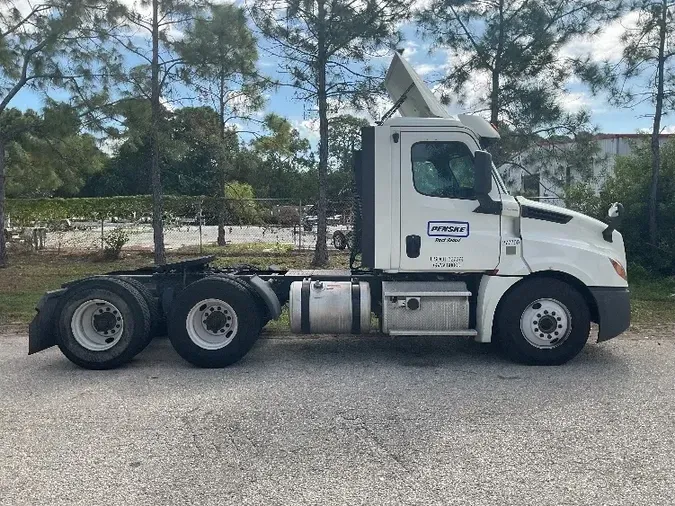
[488,0,504,165]
[0,137,7,268]
[649,0,667,247]
[312,0,329,267]
[218,74,227,246]
[150,0,166,265]
[490,71,500,126]
[490,0,504,127]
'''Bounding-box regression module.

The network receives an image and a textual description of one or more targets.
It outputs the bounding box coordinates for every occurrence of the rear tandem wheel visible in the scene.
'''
[167,277,263,368]
[55,277,151,369]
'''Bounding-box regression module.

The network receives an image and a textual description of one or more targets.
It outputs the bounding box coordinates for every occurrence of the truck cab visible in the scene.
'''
[352,52,630,347]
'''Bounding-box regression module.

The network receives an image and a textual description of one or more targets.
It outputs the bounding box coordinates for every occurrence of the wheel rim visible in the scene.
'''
[71,299,124,351]
[185,298,238,350]
[520,298,572,349]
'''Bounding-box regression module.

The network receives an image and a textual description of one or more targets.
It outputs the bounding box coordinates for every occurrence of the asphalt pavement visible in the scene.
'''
[0,332,673,506]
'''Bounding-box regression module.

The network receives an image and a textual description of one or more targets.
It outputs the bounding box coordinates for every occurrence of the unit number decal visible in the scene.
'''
[430,256,464,268]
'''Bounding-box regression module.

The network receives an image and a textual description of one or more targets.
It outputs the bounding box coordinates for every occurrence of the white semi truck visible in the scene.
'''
[28,53,630,369]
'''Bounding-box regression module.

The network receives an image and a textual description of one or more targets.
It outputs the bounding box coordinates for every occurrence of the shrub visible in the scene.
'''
[596,139,675,275]
[103,228,130,260]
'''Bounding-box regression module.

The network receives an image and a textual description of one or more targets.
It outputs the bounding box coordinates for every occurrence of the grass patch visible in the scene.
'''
[178,241,296,256]
[628,274,675,326]
[264,306,290,333]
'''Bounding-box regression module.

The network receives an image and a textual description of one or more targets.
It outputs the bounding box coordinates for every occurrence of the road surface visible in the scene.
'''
[0,332,673,505]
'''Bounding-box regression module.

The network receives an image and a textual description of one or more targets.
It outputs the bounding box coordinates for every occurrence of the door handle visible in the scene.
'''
[406,235,421,258]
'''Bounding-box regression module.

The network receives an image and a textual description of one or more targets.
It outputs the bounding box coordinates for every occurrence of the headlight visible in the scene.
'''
[609,258,627,281]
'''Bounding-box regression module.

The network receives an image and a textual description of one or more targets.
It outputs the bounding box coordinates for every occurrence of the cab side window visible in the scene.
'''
[411,141,475,199]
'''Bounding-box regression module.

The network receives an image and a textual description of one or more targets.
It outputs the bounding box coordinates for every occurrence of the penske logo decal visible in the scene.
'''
[427,221,470,238]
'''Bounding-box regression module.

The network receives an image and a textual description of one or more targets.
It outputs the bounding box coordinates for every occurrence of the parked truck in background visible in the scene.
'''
[28,53,630,369]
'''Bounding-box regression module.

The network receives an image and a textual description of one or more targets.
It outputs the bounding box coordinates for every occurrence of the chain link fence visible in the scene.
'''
[4,198,356,256]
[4,194,573,259]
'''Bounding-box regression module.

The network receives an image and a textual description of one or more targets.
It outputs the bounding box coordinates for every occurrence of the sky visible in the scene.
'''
[6,6,670,146]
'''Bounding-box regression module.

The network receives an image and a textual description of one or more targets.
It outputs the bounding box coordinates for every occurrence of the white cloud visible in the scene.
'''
[400,40,419,59]
[561,11,640,63]
[438,49,491,116]
[561,92,593,113]
[290,118,320,143]
[412,0,434,11]
[414,63,444,77]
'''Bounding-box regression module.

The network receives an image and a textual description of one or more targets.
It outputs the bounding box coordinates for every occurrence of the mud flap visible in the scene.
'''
[28,289,66,354]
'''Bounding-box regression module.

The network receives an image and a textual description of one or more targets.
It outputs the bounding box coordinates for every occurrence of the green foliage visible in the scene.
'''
[597,139,675,274]
[251,0,410,266]
[7,196,153,225]
[326,114,369,199]
[3,106,107,198]
[5,193,266,227]
[246,114,318,201]
[103,228,130,260]
[251,0,409,106]
[79,108,321,203]
[574,2,674,245]
[576,2,675,107]
[0,1,124,111]
[223,181,261,224]
[564,182,602,218]
[0,0,126,266]
[178,3,265,120]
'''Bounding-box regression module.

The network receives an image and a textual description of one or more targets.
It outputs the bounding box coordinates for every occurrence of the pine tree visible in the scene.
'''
[577,0,675,246]
[416,0,621,186]
[178,4,267,246]
[117,0,207,264]
[0,0,123,267]
[251,0,409,266]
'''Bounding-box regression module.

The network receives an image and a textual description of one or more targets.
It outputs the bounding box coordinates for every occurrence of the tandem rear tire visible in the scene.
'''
[495,278,591,365]
[120,277,166,341]
[55,278,151,369]
[168,277,263,368]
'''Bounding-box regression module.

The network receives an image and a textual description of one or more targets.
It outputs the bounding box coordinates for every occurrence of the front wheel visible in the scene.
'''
[495,278,591,365]
[168,277,262,368]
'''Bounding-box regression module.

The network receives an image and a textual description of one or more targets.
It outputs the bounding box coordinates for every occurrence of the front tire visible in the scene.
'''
[168,277,262,368]
[495,278,590,365]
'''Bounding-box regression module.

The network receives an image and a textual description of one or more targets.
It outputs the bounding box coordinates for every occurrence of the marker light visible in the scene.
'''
[609,258,627,281]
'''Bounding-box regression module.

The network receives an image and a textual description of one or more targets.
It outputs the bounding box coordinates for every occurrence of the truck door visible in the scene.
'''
[398,130,501,272]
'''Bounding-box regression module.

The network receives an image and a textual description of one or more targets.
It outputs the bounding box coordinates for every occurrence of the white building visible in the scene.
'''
[502,133,675,205]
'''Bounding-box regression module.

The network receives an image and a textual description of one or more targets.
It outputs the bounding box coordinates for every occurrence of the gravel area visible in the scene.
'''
[0,332,674,506]
[40,224,347,251]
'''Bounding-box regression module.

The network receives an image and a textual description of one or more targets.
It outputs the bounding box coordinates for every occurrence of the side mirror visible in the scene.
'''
[608,202,624,220]
[474,150,493,195]
[602,202,624,243]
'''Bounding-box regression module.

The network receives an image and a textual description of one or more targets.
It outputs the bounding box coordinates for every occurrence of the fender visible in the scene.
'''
[243,275,282,320]
[475,276,521,343]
